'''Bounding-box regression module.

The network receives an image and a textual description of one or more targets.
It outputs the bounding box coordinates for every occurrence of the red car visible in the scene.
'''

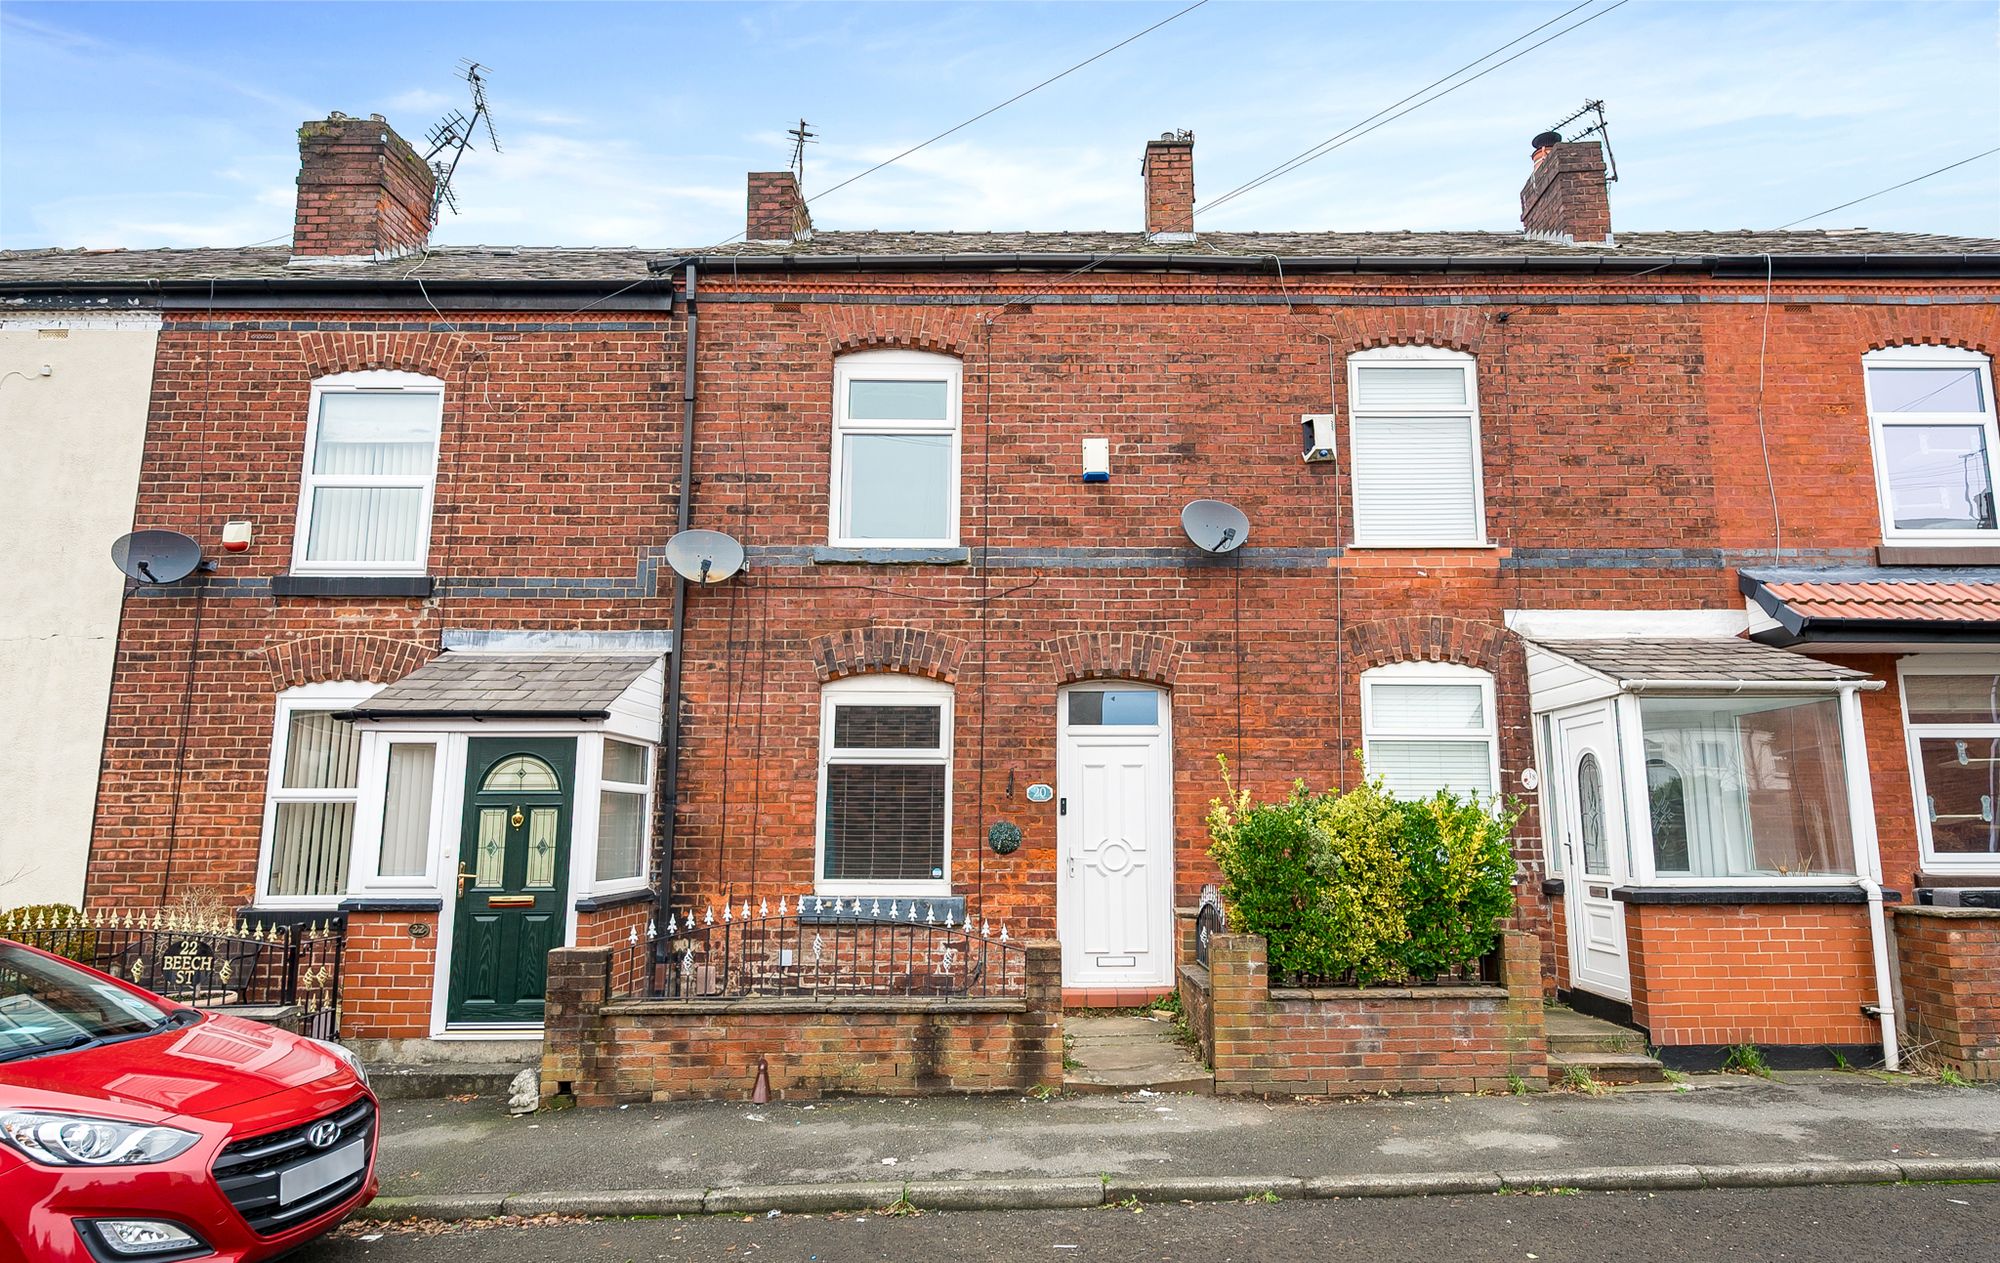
[0,937,376,1262]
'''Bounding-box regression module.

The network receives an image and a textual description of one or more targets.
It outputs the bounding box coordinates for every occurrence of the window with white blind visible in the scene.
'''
[292,371,444,574]
[595,738,652,885]
[1901,663,2000,872]
[1360,662,1499,800]
[1346,348,1485,546]
[831,350,961,547]
[258,682,378,906]
[1864,346,2000,542]
[374,740,440,879]
[816,675,952,894]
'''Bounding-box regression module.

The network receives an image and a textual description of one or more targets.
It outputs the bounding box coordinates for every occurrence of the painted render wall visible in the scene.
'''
[0,315,158,908]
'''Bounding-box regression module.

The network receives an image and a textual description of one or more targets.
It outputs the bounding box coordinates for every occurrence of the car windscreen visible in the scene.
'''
[0,945,168,1062]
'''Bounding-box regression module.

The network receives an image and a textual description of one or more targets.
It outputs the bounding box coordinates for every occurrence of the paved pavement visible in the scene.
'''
[311,1183,2000,1261]
[371,1072,2000,1201]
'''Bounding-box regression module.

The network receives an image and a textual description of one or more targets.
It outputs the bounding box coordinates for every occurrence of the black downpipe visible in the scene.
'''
[656,261,697,936]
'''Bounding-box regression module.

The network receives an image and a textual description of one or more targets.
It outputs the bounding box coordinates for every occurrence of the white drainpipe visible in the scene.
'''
[1858,875,1900,1072]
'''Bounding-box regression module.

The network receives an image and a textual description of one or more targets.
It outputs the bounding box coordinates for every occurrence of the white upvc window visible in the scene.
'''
[1899,660,2000,873]
[830,350,961,547]
[292,370,444,575]
[1360,662,1500,800]
[1346,346,1486,546]
[1864,346,2000,543]
[257,682,379,908]
[594,737,653,888]
[815,675,953,896]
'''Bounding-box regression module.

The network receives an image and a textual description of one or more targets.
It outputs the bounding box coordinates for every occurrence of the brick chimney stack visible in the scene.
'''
[1519,130,1612,244]
[291,113,437,261]
[746,171,812,243]
[1142,131,1195,240]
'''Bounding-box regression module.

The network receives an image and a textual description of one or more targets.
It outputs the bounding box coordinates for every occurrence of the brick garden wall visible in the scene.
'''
[1623,902,1878,1051]
[540,940,1064,1104]
[1179,930,1546,1096]
[340,909,440,1039]
[1893,906,2000,1082]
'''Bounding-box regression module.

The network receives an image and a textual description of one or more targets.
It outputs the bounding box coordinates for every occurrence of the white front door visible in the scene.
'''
[1057,685,1174,989]
[1554,701,1632,1002]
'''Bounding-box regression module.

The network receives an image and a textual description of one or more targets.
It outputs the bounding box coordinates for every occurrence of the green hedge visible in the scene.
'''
[1206,759,1519,985]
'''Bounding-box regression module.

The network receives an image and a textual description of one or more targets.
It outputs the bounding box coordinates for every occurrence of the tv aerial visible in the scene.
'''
[424,60,502,218]
[786,118,816,183]
[1543,99,1617,183]
[1180,499,1250,554]
[111,529,209,586]
[665,529,745,585]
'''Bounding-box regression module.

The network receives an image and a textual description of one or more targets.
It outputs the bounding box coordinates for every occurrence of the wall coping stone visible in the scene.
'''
[1269,984,1509,1002]
[601,995,1030,1017]
[1893,904,2000,921]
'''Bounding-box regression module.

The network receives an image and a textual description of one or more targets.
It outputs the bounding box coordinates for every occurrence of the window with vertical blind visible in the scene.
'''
[376,741,438,878]
[830,350,961,547]
[1864,346,1999,541]
[292,371,444,574]
[816,675,952,893]
[1346,348,1485,546]
[596,738,652,884]
[1360,663,1499,800]
[258,683,378,905]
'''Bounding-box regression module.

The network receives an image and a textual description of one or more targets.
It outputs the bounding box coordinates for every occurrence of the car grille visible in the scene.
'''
[213,1097,375,1235]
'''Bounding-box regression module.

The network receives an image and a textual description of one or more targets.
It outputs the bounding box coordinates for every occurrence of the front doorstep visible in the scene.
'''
[1557,987,1637,1030]
[1064,987,1175,1010]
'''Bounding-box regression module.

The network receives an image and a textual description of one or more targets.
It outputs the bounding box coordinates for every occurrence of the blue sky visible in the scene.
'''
[3,1,1996,250]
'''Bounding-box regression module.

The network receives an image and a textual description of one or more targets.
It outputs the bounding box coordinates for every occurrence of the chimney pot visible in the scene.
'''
[290,114,436,261]
[1142,131,1195,240]
[746,171,812,243]
[1519,138,1612,244]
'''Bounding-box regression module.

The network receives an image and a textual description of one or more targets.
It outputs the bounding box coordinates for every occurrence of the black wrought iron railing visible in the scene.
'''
[6,909,345,1040]
[617,897,1025,1001]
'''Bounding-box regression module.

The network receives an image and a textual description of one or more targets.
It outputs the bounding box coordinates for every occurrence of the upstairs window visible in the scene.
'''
[1865,346,1999,541]
[816,675,952,894]
[293,371,444,574]
[831,350,961,547]
[1347,347,1485,546]
[1360,662,1499,800]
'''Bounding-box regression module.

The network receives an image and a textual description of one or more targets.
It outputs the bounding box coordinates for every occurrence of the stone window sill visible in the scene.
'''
[1613,886,1899,906]
[273,574,434,598]
[811,546,971,566]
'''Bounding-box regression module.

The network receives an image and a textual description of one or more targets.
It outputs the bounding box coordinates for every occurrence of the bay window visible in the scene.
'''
[595,738,652,885]
[1902,666,2000,871]
[816,675,952,894]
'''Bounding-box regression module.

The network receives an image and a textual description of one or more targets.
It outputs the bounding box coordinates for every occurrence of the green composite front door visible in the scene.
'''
[447,738,576,1025]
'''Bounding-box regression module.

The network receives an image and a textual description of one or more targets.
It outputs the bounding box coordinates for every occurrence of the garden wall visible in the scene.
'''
[1179,930,1547,1096]
[541,941,1065,1104]
[1893,906,2000,1082]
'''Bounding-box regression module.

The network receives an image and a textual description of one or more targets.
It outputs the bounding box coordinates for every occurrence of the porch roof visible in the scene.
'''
[1742,568,2000,645]
[339,652,661,720]
[1526,637,1871,686]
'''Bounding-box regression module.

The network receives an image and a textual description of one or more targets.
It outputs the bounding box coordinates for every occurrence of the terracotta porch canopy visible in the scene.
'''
[1741,569,2000,648]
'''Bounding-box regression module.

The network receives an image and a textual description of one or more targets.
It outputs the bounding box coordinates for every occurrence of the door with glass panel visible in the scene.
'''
[1553,704,1632,1002]
[1057,685,1174,989]
[447,738,575,1025]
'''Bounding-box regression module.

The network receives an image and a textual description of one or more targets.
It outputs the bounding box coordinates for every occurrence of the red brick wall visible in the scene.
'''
[1624,903,1877,1047]
[1183,931,1546,1096]
[1893,907,2000,1081]
[341,910,439,1038]
[1520,142,1611,243]
[540,941,1064,1104]
[1142,138,1194,235]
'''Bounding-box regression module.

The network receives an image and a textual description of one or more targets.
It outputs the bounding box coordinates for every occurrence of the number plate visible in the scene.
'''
[278,1139,366,1205]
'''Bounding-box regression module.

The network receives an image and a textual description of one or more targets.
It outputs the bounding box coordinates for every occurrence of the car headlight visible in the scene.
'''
[0,1112,200,1166]
[309,1037,370,1089]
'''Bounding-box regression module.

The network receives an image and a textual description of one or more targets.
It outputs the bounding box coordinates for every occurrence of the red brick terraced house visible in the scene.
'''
[5,114,2000,1072]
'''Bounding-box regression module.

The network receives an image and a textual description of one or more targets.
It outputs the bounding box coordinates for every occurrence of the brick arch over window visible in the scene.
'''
[298,332,467,380]
[1864,336,1995,356]
[1342,616,1508,672]
[1043,631,1185,687]
[811,626,968,684]
[826,311,971,359]
[263,634,437,690]
[1329,314,1487,359]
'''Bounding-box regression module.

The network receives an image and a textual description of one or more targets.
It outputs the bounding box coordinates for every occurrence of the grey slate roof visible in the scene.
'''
[343,653,659,719]
[1527,637,1871,684]
[3,226,1997,285]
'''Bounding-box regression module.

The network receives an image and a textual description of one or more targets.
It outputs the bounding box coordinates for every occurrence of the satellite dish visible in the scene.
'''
[111,529,204,585]
[1180,500,1250,554]
[665,529,745,584]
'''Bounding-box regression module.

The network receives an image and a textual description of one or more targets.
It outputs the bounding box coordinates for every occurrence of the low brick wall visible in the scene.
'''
[542,941,1065,1104]
[1179,931,1547,1096]
[339,909,440,1040]
[1893,906,2000,1082]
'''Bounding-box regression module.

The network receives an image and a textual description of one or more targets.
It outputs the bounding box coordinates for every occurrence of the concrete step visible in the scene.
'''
[367,1063,530,1100]
[1545,1008,1651,1056]
[1549,1050,1667,1086]
[1062,1014,1213,1096]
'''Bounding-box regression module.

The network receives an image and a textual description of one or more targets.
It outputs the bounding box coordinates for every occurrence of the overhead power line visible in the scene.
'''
[1778,146,2000,230]
[1197,0,1631,218]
